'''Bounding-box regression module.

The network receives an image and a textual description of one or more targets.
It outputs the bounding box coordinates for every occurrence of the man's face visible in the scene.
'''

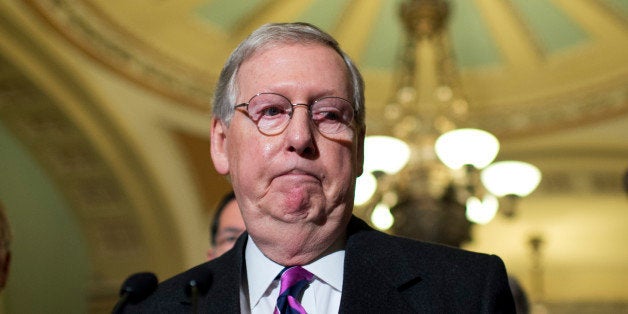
[211,43,364,264]
[208,199,245,260]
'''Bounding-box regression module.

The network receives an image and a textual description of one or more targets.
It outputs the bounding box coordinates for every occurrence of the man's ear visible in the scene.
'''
[210,117,230,175]
[356,126,365,177]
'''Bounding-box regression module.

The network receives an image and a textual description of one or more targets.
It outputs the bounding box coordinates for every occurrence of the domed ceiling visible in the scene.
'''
[24,0,628,137]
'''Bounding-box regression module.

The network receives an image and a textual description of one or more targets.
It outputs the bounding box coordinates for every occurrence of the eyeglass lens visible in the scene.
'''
[245,93,354,135]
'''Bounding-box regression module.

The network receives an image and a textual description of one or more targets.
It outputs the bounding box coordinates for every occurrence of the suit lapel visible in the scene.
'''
[183,233,248,313]
[339,217,426,313]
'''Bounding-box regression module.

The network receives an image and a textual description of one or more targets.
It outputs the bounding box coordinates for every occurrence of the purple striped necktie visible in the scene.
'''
[274,266,314,314]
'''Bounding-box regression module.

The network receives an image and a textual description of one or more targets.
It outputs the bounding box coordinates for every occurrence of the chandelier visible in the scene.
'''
[355,0,541,247]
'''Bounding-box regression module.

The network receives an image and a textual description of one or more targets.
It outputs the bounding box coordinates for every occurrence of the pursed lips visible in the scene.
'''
[274,168,322,183]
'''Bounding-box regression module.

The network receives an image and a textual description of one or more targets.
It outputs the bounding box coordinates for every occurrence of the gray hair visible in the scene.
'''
[212,22,365,130]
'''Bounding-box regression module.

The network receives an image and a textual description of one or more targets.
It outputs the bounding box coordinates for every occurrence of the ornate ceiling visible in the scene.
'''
[22,0,628,137]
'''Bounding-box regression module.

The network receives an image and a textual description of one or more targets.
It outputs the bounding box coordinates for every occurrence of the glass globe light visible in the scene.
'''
[481,161,542,197]
[465,194,499,224]
[354,172,378,206]
[371,203,394,230]
[363,136,410,174]
[435,128,499,169]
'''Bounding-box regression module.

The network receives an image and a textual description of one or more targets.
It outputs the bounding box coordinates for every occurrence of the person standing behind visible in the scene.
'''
[123,22,515,313]
[207,191,246,260]
[0,202,11,293]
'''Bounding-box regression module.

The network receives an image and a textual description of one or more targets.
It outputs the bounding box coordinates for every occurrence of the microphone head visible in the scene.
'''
[119,272,158,303]
[184,268,212,296]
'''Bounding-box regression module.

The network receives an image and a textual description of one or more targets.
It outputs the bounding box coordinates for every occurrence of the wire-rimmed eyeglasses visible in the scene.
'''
[234,92,356,136]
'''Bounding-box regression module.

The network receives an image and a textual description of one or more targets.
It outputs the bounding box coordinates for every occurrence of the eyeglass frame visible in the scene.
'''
[233,92,358,136]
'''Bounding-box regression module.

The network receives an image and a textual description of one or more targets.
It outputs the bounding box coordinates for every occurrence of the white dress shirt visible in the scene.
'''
[240,235,344,314]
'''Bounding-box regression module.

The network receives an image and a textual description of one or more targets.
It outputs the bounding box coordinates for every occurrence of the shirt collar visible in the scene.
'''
[245,235,346,306]
[245,236,284,308]
[303,249,344,292]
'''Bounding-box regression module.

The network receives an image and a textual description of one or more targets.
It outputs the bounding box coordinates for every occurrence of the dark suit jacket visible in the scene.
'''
[123,216,515,313]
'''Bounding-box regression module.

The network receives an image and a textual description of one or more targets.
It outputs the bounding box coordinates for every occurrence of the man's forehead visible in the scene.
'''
[235,42,350,92]
[242,42,340,66]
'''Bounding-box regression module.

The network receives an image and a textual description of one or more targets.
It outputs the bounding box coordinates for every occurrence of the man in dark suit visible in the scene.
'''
[124,22,515,313]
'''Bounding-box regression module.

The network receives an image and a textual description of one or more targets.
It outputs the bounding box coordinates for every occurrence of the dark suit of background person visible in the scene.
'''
[121,22,515,313]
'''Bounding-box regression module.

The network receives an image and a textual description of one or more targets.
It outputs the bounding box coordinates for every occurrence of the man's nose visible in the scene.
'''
[288,104,312,129]
[285,105,316,156]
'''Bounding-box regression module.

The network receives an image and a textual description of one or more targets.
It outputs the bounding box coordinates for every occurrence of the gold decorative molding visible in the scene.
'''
[18,0,628,139]
[0,12,186,307]
[23,0,214,110]
[472,79,628,138]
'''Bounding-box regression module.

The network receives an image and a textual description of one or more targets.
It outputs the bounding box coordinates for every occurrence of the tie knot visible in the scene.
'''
[274,266,314,314]
[279,266,314,295]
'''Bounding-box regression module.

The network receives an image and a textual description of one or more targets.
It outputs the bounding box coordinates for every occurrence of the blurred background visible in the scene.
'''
[0,0,627,313]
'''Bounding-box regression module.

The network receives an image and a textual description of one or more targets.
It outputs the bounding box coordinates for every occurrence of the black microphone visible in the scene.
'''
[184,268,212,314]
[113,272,158,314]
